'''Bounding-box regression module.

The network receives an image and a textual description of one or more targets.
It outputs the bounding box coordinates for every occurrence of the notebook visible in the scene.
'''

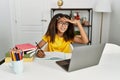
[15,43,37,52]
[56,44,105,72]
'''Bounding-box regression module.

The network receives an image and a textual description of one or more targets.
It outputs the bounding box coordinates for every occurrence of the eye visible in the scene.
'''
[58,21,63,24]
[58,21,69,26]
[64,23,69,26]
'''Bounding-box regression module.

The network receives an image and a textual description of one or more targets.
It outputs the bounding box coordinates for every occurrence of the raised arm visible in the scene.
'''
[65,18,89,44]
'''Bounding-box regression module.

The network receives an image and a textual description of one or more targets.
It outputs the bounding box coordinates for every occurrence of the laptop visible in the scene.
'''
[56,44,105,72]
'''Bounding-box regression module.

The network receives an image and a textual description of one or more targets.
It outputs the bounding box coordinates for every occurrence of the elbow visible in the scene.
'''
[82,39,89,44]
[83,41,89,44]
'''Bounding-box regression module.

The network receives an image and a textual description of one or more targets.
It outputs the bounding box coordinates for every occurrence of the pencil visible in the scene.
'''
[35,42,41,50]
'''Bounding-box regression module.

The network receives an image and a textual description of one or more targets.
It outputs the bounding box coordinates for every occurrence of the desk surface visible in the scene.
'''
[0,43,120,80]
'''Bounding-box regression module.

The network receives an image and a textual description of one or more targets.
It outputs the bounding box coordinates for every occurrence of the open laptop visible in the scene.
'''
[56,44,105,72]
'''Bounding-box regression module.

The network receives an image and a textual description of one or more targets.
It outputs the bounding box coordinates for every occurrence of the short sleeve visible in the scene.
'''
[42,35,50,42]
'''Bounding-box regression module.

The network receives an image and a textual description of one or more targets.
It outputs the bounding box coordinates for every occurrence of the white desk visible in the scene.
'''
[0,43,120,80]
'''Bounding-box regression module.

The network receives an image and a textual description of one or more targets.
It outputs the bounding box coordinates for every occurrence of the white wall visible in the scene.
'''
[9,0,111,45]
[0,0,12,60]
[0,0,112,61]
[109,0,120,45]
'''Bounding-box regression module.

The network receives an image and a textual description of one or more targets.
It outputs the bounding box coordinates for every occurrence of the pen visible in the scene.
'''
[35,42,41,50]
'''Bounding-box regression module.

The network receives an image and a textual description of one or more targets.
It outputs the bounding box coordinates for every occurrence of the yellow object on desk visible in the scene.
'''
[5,52,34,62]
[5,57,34,62]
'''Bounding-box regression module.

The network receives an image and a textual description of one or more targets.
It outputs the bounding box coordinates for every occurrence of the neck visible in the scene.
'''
[57,32,64,37]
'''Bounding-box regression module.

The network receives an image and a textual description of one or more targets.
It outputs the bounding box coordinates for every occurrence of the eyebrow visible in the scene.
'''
[58,21,68,23]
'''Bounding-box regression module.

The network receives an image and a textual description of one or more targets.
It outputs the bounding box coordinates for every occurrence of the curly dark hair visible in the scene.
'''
[45,13,75,43]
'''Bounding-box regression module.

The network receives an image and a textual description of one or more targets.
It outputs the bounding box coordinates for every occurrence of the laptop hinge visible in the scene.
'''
[0,58,5,65]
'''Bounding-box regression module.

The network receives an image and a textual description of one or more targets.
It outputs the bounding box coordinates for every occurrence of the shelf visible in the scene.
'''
[83,25,92,27]
[51,8,93,45]
[51,8,93,11]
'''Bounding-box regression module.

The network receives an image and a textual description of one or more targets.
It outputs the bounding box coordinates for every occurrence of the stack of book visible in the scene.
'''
[5,43,37,62]
[15,43,37,57]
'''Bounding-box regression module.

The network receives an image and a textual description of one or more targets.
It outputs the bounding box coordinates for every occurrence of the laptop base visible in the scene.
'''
[56,59,70,71]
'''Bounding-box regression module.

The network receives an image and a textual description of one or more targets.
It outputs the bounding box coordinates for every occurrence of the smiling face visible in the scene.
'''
[57,17,69,35]
[45,13,74,42]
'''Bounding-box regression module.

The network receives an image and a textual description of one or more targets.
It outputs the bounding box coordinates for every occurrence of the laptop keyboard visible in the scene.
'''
[56,59,70,65]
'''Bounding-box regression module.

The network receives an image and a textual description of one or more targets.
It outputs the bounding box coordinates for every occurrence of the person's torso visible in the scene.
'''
[43,35,72,53]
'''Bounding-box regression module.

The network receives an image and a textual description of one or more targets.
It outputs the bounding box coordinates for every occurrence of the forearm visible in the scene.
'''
[65,18,89,43]
[37,40,47,49]
[77,22,89,44]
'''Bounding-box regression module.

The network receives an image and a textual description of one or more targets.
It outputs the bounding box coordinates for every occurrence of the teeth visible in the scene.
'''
[58,26,67,32]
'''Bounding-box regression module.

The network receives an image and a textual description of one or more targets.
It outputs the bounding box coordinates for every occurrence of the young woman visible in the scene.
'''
[36,13,88,58]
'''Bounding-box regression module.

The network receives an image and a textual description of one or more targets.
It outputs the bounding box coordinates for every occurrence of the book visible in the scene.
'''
[6,51,34,58]
[5,57,34,62]
[26,49,36,54]
[35,52,72,61]
[44,52,65,59]
[23,57,34,62]
[15,43,37,52]
[38,52,66,60]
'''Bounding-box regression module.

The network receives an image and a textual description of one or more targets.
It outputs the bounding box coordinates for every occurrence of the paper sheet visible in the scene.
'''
[35,52,72,60]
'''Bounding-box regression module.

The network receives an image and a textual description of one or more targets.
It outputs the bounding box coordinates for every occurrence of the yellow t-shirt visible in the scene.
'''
[42,35,73,53]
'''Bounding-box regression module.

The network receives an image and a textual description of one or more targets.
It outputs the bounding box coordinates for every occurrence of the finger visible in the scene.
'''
[71,17,75,20]
[37,51,45,58]
[37,53,44,58]
[63,17,69,21]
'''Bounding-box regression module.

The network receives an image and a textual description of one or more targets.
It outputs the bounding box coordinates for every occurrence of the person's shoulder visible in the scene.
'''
[42,35,50,41]
[43,35,49,38]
